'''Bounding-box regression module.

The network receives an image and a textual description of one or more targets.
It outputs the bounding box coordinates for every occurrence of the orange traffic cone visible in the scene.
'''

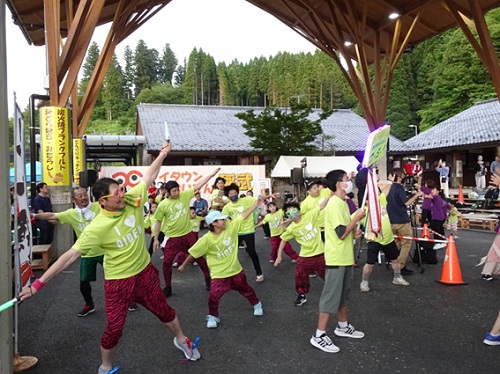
[422,223,430,239]
[436,235,467,286]
[457,185,465,205]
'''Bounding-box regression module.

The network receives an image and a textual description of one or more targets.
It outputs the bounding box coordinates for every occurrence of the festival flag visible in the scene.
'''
[362,124,391,168]
[13,99,34,288]
[366,169,382,239]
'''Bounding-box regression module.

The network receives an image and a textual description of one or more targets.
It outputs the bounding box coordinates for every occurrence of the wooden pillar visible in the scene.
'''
[451,152,463,189]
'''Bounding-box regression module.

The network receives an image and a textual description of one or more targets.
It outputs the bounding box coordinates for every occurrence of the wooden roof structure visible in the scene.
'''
[6,0,500,133]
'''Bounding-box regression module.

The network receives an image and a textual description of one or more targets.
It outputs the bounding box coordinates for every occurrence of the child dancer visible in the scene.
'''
[179,202,264,329]
[255,201,298,262]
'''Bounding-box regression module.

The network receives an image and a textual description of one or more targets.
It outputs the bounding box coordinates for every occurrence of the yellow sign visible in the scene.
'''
[73,138,84,185]
[40,107,70,186]
[362,125,391,167]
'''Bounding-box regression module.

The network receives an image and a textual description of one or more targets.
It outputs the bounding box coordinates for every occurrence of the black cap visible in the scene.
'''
[164,180,179,192]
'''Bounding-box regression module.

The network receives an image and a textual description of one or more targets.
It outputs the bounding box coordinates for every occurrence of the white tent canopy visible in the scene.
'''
[271,156,360,178]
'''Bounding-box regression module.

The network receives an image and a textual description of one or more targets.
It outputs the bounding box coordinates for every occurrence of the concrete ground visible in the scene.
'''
[17,227,500,374]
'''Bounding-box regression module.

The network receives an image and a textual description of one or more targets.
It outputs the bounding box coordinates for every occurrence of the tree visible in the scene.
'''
[135,83,185,104]
[79,42,105,120]
[134,40,160,97]
[102,54,128,120]
[123,45,135,100]
[174,58,186,86]
[159,43,178,84]
[235,103,333,161]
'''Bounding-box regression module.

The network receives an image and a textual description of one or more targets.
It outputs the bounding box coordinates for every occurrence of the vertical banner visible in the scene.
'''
[40,107,70,186]
[73,138,84,185]
[14,100,33,288]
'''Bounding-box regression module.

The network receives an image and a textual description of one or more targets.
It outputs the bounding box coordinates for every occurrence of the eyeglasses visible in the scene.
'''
[100,187,125,200]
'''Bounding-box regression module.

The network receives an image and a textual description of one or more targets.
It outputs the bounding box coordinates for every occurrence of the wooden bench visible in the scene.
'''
[31,244,52,270]
[460,214,499,232]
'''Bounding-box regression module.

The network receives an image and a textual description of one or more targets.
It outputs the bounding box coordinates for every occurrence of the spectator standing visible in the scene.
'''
[193,191,209,217]
[33,182,55,244]
[475,155,486,189]
[436,159,450,198]
[413,160,423,186]
[490,155,500,176]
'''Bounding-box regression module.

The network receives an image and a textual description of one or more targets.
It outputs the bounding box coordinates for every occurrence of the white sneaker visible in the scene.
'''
[310,333,340,353]
[256,274,265,282]
[392,277,410,286]
[206,315,220,328]
[334,323,365,339]
[360,281,370,292]
[433,243,447,250]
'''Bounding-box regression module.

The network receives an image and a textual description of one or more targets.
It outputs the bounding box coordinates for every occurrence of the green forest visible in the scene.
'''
[76,9,500,141]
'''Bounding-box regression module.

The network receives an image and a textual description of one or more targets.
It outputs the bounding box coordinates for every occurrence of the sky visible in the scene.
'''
[5,0,317,115]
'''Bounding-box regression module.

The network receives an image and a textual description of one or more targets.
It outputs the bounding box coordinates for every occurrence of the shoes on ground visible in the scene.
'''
[78,304,95,317]
[97,365,120,374]
[433,243,447,250]
[128,303,139,312]
[483,332,500,346]
[310,333,340,353]
[294,293,307,306]
[482,274,493,281]
[291,259,297,263]
[400,266,414,276]
[309,273,317,278]
[173,337,201,361]
[334,323,365,339]
[172,262,179,268]
[360,281,370,292]
[254,301,263,316]
[392,277,410,286]
[206,315,220,328]
[256,274,265,282]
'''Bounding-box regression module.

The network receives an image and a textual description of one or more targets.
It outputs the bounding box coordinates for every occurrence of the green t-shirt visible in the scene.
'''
[448,207,459,223]
[222,196,257,235]
[210,189,229,207]
[191,216,203,232]
[73,181,150,280]
[363,193,393,245]
[262,210,285,237]
[300,188,331,229]
[144,211,158,236]
[280,207,324,257]
[189,216,244,279]
[55,202,104,258]
[324,195,354,266]
[155,188,194,238]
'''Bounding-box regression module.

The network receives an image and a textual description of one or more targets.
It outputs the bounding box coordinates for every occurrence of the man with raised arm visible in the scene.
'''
[32,187,103,317]
[20,142,202,374]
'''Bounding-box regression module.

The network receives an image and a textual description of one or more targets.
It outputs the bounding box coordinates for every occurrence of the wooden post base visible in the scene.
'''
[13,353,38,373]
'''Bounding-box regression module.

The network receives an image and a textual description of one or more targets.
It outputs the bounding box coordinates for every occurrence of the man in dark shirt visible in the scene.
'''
[33,182,55,244]
[386,169,422,275]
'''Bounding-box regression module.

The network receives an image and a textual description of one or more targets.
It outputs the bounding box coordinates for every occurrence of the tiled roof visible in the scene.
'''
[404,99,500,151]
[137,104,408,153]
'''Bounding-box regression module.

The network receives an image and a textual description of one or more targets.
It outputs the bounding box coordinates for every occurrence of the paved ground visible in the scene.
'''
[17,227,500,374]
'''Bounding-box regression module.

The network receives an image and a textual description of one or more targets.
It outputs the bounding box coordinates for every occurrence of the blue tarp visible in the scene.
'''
[9,161,42,183]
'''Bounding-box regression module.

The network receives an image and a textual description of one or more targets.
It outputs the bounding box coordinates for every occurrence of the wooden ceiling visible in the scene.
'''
[7,0,500,57]
[5,0,500,132]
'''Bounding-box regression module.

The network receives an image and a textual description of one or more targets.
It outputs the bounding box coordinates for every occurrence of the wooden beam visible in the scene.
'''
[44,0,60,105]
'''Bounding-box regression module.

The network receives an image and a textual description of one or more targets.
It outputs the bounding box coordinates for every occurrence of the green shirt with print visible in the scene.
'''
[155,188,194,238]
[189,216,244,279]
[55,201,104,258]
[73,181,149,280]
[280,207,324,257]
[262,210,285,237]
[300,188,331,229]
[222,196,257,235]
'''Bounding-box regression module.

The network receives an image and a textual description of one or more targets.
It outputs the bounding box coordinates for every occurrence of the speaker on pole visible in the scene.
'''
[79,170,98,188]
[291,168,304,184]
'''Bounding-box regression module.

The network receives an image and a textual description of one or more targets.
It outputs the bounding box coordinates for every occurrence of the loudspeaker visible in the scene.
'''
[291,168,304,184]
[79,169,98,188]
